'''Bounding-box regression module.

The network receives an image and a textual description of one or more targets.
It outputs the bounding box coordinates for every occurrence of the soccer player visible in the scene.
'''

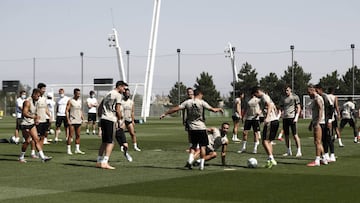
[193,122,230,166]
[307,84,327,167]
[280,85,302,157]
[13,90,27,144]
[252,86,279,168]
[96,81,128,170]
[183,87,195,150]
[160,88,224,170]
[65,88,85,155]
[46,92,56,139]
[121,88,141,151]
[339,97,358,143]
[18,88,52,163]
[36,83,51,145]
[86,90,98,135]
[327,87,343,147]
[231,91,244,142]
[238,93,261,154]
[54,88,70,142]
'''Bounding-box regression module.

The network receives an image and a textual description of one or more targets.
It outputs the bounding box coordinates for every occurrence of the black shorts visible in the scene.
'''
[189,130,208,148]
[262,120,280,141]
[56,116,69,128]
[87,113,97,122]
[205,146,214,155]
[20,124,35,130]
[283,118,297,136]
[115,128,127,145]
[340,118,356,129]
[125,120,133,126]
[332,119,338,129]
[244,120,260,131]
[100,119,115,144]
[232,113,241,122]
[37,122,49,136]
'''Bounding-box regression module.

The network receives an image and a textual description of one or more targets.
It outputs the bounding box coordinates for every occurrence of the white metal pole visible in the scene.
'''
[142,0,161,121]
[113,28,127,82]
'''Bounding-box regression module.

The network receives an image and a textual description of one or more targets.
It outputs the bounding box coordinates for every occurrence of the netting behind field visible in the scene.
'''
[302,95,360,119]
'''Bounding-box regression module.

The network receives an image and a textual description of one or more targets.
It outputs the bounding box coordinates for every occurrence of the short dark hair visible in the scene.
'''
[251,86,261,95]
[115,80,128,87]
[74,88,80,94]
[314,83,323,89]
[221,122,230,128]
[194,88,203,96]
[89,90,95,95]
[32,88,41,96]
[37,82,46,89]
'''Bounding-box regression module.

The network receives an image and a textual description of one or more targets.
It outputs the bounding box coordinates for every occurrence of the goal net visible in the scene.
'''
[302,94,360,119]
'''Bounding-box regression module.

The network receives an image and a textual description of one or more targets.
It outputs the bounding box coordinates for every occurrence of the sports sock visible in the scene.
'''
[19,152,26,159]
[38,151,45,159]
[188,153,194,164]
[75,144,80,151]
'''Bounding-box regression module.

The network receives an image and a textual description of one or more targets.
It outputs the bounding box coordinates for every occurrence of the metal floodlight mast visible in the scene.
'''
[108,28,127,82]
[351,44,355,98]
[142,0,161,121]
[290,45,294,91]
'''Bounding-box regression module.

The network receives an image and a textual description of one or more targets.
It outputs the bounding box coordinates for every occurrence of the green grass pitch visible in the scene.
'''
[0,115,360,203]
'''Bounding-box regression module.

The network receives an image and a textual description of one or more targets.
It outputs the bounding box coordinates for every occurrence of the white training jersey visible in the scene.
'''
[283,93,300,119]
[261,94,278,121]
[121,98,134,122]
[179,98,212,130]
[207,128,228,151]
[69,98,82,124]
[36,95,48,123]
[87,97,98,113]
[101,89,123,123]
[21,98,37,126]
[244,96,261,120]
[16,97,26,119]
[57,96,70,116]
[342,101,355,119]
[46,99,56,121]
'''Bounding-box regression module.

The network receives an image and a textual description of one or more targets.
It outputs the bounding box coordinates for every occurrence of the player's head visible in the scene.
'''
[31,88,41,101]
[19,90,26,99]
[37,82,46,96]
[327,87,335,94]
[194,88,203,98]
[251,86,262,98]
[186,87,194,99]
[59,88,65,97]
[235,90,244,98]
[307,84,317,99]
[314,83,323,94]
[73,88,80,99]
[89,90,95,98]
[123,88,131,100]
[347,97,353,102]
[284,84,292,96]
[115,80,128,93]
[220,122,230,133]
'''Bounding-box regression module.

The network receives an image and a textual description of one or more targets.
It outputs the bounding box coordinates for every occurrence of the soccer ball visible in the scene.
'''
[9,136,20,144]
[247,158,258,168]
[49,129,55,135]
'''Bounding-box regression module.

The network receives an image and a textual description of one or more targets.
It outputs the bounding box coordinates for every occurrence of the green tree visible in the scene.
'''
[168,82,187,105]
[228,62,259,106]
[318,70,342,93]
[194,72,220,107]
[339,66,360,95]
[280,61,311,98]
[260,72,283,105]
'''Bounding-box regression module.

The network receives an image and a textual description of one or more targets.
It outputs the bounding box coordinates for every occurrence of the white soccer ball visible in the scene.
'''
[247,158,258,168]
[9,136,20,144]
[49,129,55,135]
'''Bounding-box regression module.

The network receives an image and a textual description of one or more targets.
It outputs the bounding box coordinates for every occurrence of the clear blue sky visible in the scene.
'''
[0,0,359,96]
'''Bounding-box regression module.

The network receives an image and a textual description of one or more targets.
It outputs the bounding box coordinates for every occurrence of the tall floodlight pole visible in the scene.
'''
[33,57,36,88]
[225,42,238,102]
[126,50,130,83]
[177,48,181,105]
[80,52,84,113]
[351,44,355,98]
[290,45,294,91]
[142,0,161,121]
[108,28,127,82]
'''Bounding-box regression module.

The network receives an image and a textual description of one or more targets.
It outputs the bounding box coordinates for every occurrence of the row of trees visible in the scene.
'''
[168,61,360,108]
